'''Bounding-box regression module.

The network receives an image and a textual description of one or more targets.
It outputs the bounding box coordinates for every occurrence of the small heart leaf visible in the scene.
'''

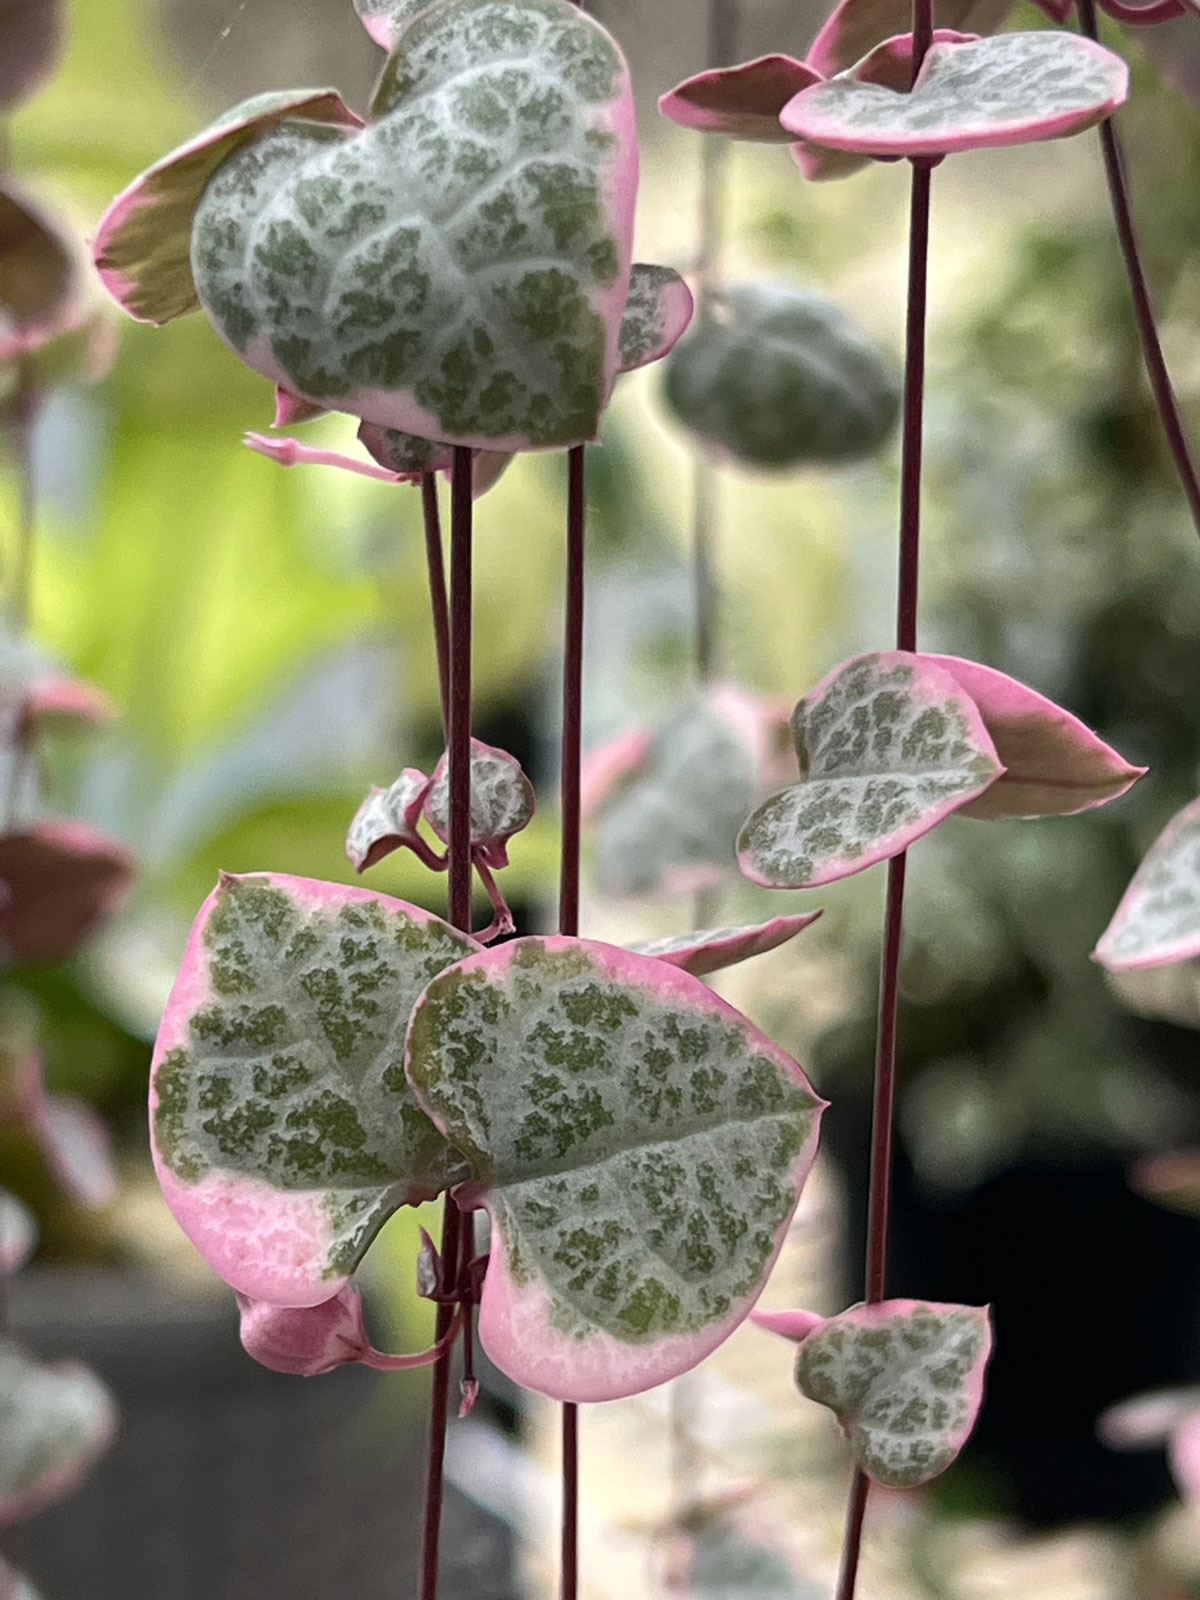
[423,739,535,866]
[346,769,432,872]
[663,282,900,469]
[189,0,638,449]
[739,653,1003,889]
[806,0,1013,77]
[658,55,822,142]
[0,1337,117,1525]
[0,822,135,963]
[1094,796,1200,970]
[93,90,364,326]
[627,911,822,977]
[618,264,695,372]
[406,936,825,1401]
[0,1189,36,1275]
[150,872,476,1305]
[236,1283,372,1375]
[781,32,1128,157]
[794,1299,992,1487]
[0,0,65,114]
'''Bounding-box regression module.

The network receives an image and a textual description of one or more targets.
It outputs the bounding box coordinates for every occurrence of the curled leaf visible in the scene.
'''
[407,936,825,1401]
[1093,796,1200,970]
[663,281,900,469]
[345,769,432,873]
[659,55,821,142]
[781,31,1129,157]
[236,1283,373,1375]
[0,821,135,963]
[0,1337,117,1525]
[790,1299,993,1488]
[618,264,695,372]
[423,739,535,868]
[739,653,1002,890]
[806,0,1015,77]
[627,911,822,978]
[150,872,477,1305]
[0,1189,36,1275]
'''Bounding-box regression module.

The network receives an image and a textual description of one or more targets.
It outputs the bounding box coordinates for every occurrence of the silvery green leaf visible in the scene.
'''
[1094,796,1200,970]
[617,264,694,372]
[0,1338,117,1524]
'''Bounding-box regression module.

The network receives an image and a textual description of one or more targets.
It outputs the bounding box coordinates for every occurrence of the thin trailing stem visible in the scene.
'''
[834,12,934,1595]
[559,442,586,1600]
[1076,0,1200,540]
[421,472,451,731]
[416,447,474,1600]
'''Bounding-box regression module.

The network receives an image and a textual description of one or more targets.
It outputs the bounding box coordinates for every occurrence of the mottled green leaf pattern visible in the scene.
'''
[0,1338,117,1524]
[739,653,1003,889]
[617,263,693,372]
[189,0,637,448]
[1095,796,1200,970]
[407,937,824,1400]
[345,768,431,872]
[795,1300,992,1488]
[353,0,430,48]
[424,738,535,860]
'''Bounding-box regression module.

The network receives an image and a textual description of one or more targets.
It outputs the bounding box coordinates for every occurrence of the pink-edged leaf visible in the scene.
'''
[738,653,1003,890]
[807,0,1015,78]
[0,1338,117,1525]
[920,654,1144,819]
[749,1305,824,1341]
[0,0,64,114]
[793,1299,993,1488]
[0,821,135,963]
[236,1283,374,1375]
[627,911,822,978]
[0,184,75,366]
[658,55,822,142]
[423,739,535,866]
[406,936,825,1401]
[663,281,900,468]
[353,0,430,48]
[618,263,694,372]
[1098,1387,1200,1451]
[22,674,115,735]
[150,872,477,1305]
[781,31,1129,157]
[1094,796,1200,970]
[0,1189,36,1275]
[244,431,406,484]
[189,0,638,450]
[31,1097,116,1209]
[273,387,328,427]
[93,89,364,327]
[1129,1147,1200,1216]
[346,769,432,873]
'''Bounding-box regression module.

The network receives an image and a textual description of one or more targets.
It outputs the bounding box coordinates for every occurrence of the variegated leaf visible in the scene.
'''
[1094,796,1200,970]
[663,282,900,469]
[659,55,822,143]
[0,1338,117,1525]
[805,0,1015,77]
[236,1283,373,1375]
[627,911,822,978]
[781,32,1128,157]
[353,0,430,48]
[423,739,535,866]
[406,937,825,1401]
[189,0,638,449]
[346,769,432,872]
[618,264,694,372]
[739,653,1003,890]
[790,1300,992,1488]
[0,1189,36,1276]
[93,91,364,326]
[150,872,476,1305]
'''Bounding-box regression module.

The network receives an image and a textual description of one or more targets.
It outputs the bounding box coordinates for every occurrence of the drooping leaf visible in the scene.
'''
[345,769,432,873]
[92,90,364,326]
[805,0,1015,77]
[658,55,822,142]
[738,653,1003,890]
[30,1097,116,1209]
[423,739,535,868]
[406,936,825,1401]
[0,1189,36,1276]
[187,0,638,449]
[0,184,75,366]
[912,655,1143,818]
[781,32,1128,157]
[236,1283,373,1375]
[150,872,476,1305]
[663,282,900,469]
[788,1300,992,1488]
[0,822,135,962]
[1093,796,1200,970]
[627,911,822,977]
[618,264,695,371]
[0,0,65,114]
[353,0,430,48]
[0,1338,117,1525]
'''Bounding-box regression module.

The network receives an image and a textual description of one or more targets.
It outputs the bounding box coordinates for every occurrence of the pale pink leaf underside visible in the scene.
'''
[658,55,822,142]
[627,911,823,977]
[1093,795,1200,970]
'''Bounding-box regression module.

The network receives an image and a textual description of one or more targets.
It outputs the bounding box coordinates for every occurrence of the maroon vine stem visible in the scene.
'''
[1075,0,1200,538]
[558,442,586,1600]
[416,447,474,1600]
[833,21,933,1600]
[421,471,452,730]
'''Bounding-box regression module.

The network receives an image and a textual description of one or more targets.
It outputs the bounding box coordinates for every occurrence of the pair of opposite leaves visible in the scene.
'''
[93,0,695,466]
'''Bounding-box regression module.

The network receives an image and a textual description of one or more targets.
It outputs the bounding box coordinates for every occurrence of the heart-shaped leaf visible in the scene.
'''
[905,655,1143,819]
[0,185,76,366]
[353,0,429,49]
[781,32,1128,157]
[627,911,822,977]
[663,282,900,469]
[407,936,825,1400]
[236,1283,374,1375]
[0,1189,36,1276]
[658,55,822,142]
[423,739,535,868]
[0,1338,117,1525]
[1094,796,1200,970]
[618,264,695,371]
[784,1299,993,1488]
[739,653,1003,890]
[346,768,432,872]
[150,872,477,1306]
[93,91,364,326]
[0,0,65,114]
[805,0,1015,77]
[188,0,637,449]
[0,822,135,963]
